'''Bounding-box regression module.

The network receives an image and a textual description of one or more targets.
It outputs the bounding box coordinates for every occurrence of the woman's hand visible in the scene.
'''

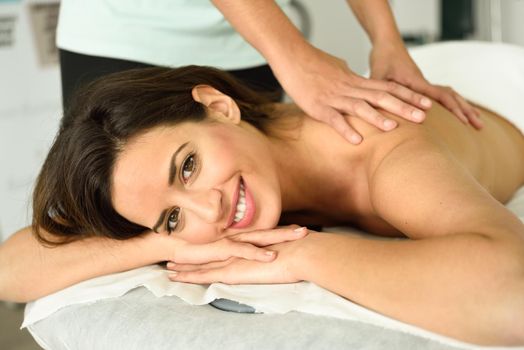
[165,230,311,285]
[273,45,432,144]
[160,226,308,265]
[369,43,484,129]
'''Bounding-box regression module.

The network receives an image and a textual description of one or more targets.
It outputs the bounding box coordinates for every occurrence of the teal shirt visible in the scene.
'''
[57,0,293,70]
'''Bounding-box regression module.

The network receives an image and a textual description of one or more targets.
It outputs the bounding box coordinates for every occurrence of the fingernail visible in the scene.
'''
[421,97,431,108]
[294,226,306,233]
[169,272,178,277]
[350,134,362,144]
[383,119,397,130]
[412,110,425,122]
[265,251,276,256]
[166,262,175,269]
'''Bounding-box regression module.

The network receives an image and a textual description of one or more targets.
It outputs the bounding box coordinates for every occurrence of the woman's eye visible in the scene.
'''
[167,207,180,233]
[181,154,196,182]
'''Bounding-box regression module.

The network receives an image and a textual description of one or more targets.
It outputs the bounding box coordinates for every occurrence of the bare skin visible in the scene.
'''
[278,100,524,234]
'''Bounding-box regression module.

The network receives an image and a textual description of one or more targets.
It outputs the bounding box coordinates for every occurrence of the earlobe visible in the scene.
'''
[191,85,241,124]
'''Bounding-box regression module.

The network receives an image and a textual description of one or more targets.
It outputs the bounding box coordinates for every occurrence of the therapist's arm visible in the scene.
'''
[211,0,431,144]
[346,0,483,128]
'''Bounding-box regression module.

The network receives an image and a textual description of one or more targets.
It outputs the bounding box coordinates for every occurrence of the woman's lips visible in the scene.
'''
[225,178,241,229]
[229,177,255,229]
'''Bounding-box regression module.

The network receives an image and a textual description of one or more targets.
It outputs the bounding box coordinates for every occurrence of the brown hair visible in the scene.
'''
[32,66,278,245]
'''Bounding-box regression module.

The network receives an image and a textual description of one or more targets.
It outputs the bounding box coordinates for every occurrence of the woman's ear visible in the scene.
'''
[191,85,241,124]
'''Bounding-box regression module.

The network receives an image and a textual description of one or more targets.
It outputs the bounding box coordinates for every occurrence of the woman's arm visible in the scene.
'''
[0,226,166,303]
[0,225,299,303]
[300,137,524,345]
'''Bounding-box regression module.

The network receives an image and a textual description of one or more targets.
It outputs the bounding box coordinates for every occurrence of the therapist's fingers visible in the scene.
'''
[332,97,398,132]
[230,226,308,246]
[358,78,433,113]
[419,84,483,129]
[316,107,363,144]
[336,82,426,125]
[453,91,484,129]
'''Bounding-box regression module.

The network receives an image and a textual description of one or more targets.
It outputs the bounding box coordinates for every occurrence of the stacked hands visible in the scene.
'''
[163,225,310,285]
[275,44,484,144]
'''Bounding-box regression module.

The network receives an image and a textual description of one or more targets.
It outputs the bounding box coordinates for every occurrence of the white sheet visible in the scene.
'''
[23,42,524,350]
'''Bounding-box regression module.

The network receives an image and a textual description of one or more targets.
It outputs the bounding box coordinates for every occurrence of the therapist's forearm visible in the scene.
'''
[0,226,164,303]
[295,232,524,345]
[346,0,403,46]
[211,0,312,68]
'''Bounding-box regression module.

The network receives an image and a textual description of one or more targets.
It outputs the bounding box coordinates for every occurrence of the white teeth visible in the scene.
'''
[233,180,247,223]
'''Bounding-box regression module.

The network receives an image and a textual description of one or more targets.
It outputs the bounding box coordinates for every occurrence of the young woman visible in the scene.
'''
[1,66,524,346]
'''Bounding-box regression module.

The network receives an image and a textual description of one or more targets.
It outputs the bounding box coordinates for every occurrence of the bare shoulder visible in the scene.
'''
[367,134,524,240]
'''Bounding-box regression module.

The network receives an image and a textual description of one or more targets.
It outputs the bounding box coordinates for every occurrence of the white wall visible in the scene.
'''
[500,0,524,46]
[298,0,371,75]
[0,0,61,241]
[297,0,441,75]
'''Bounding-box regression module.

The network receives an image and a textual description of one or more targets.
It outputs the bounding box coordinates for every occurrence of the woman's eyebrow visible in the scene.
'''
[152,208,168,233]
[168,141,189,185]
[153,141,190,232]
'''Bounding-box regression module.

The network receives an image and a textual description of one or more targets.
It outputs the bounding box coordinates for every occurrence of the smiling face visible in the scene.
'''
[111,88,282,243]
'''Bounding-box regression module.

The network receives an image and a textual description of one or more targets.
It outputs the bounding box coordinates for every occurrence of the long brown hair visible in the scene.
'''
[33,66,278,245]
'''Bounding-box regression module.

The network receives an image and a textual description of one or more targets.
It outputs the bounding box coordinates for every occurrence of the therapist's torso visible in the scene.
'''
[57,0,293,70]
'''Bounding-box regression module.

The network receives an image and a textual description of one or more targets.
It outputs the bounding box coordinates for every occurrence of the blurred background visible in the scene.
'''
[1,0,523,349]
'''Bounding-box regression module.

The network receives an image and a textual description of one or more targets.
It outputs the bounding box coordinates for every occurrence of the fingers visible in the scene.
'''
[356,80,427,122]
[173,239,277,265]
[424,85,484,129]
[332,97,398,133]
[319,107,363,144]
[166,258,233,272]
[453,92,484,129]
[168,267,231,285]
[230,226,308,246]
[326,80,427,131]
[361,78,432,112]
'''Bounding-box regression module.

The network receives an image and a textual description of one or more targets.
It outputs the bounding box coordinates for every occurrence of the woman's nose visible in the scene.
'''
[182,189,222,223]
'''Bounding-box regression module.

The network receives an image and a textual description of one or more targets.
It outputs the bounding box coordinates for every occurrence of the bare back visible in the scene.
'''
[422,102,524,202]
[280,101,524,237]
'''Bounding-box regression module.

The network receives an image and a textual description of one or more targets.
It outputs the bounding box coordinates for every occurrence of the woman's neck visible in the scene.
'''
[264,103,368,216]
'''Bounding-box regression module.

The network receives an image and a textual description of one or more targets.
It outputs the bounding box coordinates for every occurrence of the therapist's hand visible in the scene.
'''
[369,43,484,129]
[273,45,432,144]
